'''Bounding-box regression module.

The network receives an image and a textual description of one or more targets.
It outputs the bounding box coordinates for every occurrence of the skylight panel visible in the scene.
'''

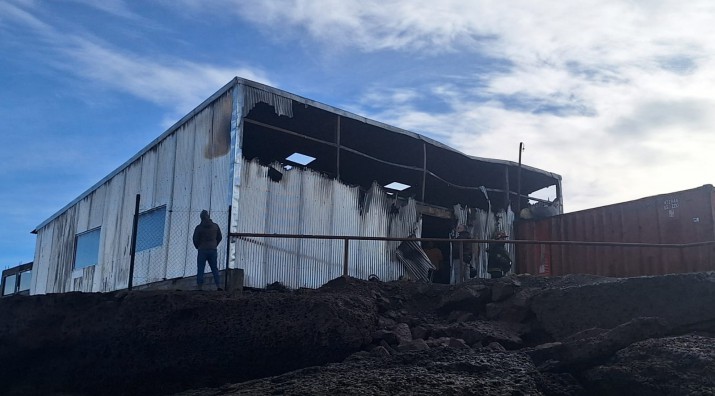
[384,182,411,191]
[286,152,316,165]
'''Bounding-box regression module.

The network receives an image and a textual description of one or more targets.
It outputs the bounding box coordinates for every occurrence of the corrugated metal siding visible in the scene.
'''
[517,185,715,277]
[30,223,52,295]
[234,159,423,289]
[452,197,514,279]
[32,90,235,294]
[244,85,293,118]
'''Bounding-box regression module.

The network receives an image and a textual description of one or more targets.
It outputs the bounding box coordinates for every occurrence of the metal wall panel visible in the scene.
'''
[517,185,715,277]
[50,205,78,293]
[30,224,52,295]
[153,134,177,283]
[233,159,422,289]
[32,91,235,294]
[134,149,159,286]
[188,104,217,278]
[234,160,269,287]
[210,92,233,273]
[166,116,196,280]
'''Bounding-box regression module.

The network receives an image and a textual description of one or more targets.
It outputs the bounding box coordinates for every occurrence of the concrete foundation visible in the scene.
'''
[133,268,244,292]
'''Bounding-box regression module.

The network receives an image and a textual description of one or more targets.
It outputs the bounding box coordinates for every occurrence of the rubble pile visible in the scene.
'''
[1,272,714,395]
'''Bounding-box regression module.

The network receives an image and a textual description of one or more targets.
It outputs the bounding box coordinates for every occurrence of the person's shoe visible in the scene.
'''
[217,287,224,291]
[197,284,203,291]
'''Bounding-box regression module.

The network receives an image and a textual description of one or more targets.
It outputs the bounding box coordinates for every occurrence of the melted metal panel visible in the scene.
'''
[234,160,421,288]
[244,85,293,118]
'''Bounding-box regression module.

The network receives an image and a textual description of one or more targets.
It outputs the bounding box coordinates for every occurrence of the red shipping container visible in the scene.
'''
[516,185,715,277]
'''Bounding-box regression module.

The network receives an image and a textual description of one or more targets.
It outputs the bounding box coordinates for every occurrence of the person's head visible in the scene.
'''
[495,231,508,239]
[456,224,467,233]
[200,210,210,221]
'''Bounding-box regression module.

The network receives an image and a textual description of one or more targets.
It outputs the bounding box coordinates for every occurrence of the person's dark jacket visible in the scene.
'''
[193,218,222,250]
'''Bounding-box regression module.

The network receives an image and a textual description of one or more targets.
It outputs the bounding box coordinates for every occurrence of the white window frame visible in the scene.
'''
[136,205,167,252]
[74,227,101,270]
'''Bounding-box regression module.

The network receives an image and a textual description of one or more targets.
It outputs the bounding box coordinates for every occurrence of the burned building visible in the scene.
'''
[31,78,561,293]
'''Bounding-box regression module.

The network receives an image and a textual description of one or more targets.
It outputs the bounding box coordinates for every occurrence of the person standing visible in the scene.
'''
[193,210,223,291]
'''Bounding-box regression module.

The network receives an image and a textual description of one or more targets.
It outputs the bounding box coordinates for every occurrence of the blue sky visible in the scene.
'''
[2,0,715,267]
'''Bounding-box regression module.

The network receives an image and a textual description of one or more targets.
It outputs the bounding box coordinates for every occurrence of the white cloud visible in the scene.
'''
[200,1,715,211]
[63,0,138,19]
[1,0,272,116]
[0,0,54,34]
[6,0,715,213]
[60,37,271,114]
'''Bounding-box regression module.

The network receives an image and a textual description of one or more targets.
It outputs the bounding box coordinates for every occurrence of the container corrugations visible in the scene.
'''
[516,185,715,277]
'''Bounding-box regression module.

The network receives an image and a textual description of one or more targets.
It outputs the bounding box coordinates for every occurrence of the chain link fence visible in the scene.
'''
[130,206,230,289]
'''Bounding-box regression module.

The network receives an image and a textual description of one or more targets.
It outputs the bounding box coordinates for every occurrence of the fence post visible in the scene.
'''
[459,241,464,283]
[343,238,349,278]
[225,205,232,291]
[128,194,140,291]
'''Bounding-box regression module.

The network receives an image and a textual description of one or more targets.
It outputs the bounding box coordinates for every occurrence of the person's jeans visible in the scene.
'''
[197,249,220,288]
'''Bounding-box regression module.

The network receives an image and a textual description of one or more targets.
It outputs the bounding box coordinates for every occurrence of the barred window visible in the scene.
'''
[136,206,166,252]
[75,228,101,269]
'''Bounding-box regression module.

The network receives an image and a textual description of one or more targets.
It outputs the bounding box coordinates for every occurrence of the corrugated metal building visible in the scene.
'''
[31,78,562,293]
[516,184,715,277]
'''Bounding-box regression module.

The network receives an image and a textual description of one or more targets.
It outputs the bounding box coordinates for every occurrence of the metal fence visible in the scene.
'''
[228,232,715,289]
[128,194,231,290]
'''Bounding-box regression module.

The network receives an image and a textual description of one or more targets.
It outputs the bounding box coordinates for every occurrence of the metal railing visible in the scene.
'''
[229,232,715,279]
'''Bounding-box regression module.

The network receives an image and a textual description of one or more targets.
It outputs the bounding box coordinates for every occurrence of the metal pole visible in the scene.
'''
[516,142,524,216]
[421,142,427,202]
[343,238,349,278]
[459,242,464,283]
[336,115,341,179]
[504,166,510,210]
[225,205,232,291]
[128,194,140,291]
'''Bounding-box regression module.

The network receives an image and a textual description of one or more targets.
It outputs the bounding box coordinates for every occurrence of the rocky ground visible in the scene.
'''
[1,272,714,395]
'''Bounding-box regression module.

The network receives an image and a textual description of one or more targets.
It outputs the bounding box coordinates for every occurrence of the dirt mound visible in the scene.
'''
[175,348,544,396]
[584,334,715,394]
[1,272,714,395]
[0,290,376,396]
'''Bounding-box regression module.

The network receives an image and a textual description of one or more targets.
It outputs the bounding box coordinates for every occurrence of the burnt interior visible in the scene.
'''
[241,100,559,213]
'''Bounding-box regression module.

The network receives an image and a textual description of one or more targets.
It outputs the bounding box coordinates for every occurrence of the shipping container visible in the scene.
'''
[516,185,715,276]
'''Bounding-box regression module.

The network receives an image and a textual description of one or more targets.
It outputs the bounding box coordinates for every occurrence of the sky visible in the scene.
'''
[1,0,715,268]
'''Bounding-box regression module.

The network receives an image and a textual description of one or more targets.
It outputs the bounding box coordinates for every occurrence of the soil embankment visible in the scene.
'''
[1,272,714,395]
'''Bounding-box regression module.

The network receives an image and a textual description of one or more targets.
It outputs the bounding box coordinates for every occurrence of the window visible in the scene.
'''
[136,206,166,252]
[75,228,101,269]
[18,270,31,292]
[2,274,16,296]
